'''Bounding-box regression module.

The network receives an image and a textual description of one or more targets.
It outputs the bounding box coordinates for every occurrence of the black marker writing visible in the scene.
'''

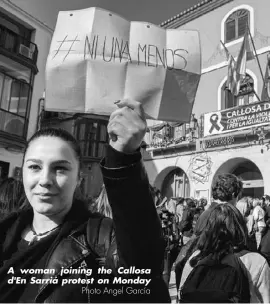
[84,35,98,60]
[53,35,80,62]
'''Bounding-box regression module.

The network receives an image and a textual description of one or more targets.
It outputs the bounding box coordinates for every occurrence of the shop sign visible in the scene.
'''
[204,101,270,137]
[204,136,235,149]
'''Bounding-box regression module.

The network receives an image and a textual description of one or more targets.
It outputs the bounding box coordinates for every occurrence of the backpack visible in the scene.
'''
[180,251,250,303]
[86,214,114,266]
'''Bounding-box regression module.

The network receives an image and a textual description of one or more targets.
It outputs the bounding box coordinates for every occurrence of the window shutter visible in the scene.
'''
[238,14,248,37]
[225,90,235,109]
[225,9,250,42]
[225,19,236,42]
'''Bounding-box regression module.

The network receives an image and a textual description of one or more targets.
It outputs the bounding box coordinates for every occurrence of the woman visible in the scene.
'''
[178,204,270,303]
[0,99,170,303]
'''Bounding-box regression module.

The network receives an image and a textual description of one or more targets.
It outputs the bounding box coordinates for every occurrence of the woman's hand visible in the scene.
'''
[108,99,147,153]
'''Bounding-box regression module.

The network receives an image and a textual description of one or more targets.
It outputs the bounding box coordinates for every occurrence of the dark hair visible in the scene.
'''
[212,173,243,202]
[185,198,196,209]
[190,203,248,267]
[0,177,25,217]
[199,198,208,207]
[175,197,185,205]
[23,128,82,172]
[262,195,270,202]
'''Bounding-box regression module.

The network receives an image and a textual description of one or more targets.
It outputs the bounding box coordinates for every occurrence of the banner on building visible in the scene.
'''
[45,7,201,122]
[203,101,270,137]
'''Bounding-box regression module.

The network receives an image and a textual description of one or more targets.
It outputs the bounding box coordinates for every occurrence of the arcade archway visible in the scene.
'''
[161,167,190,199]
[212,158,264,198]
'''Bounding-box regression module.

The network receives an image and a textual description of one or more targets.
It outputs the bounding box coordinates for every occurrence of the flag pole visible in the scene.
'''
[247,25,266,92]
[253,89,261,102]
[220,40,231,58]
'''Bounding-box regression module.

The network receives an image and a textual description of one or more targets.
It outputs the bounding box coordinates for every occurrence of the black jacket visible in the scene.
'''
[0,153,170,303]
[179,208,195,237]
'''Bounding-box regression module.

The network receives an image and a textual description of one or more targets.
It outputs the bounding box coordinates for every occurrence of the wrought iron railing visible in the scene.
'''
[147,123,199,149]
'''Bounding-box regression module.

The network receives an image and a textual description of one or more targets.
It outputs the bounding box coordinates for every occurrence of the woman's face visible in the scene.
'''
[23,136,79,217]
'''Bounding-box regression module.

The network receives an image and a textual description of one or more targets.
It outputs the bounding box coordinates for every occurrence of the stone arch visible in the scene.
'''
[154,166,190,199]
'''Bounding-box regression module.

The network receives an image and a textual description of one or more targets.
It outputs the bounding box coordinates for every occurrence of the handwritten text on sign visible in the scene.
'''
[54,34,189,70]
[45,7,201,122]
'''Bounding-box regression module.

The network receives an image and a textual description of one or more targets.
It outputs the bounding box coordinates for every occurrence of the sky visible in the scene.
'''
[10,0,202,29]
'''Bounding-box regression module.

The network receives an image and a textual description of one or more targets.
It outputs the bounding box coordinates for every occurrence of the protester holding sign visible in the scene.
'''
[0,99,170,303]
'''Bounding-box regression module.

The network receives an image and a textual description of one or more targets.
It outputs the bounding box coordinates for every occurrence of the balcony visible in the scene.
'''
[0,24,38,74]
[146,116,200,150]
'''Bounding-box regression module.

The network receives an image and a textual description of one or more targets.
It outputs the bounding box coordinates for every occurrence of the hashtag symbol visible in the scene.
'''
[53,35,80,62]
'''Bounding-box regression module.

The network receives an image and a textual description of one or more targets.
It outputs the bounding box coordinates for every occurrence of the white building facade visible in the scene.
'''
[0,0,53,181]
[143,0,270,201]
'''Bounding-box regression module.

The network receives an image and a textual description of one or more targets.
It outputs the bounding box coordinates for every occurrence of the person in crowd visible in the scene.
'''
[194,198,205,222]
[0,99,170,303]
[262,194,270,225]
[154,189,167,209]
[195,173,243,235]
[89,184,113,218]
[236,197,257,251]
[174,234,198,298]
[175,198,185,225]
[160,209,179,287]
[174,197,202,295]
[204,198,212,211]
[253,198,266,250]
[0,177,25,219]
[260,224,270,266]
[179,198,196,245]
[198,197,207,212]
[261,195,270,265]
[236,197,253,233]
[178,203,270,303]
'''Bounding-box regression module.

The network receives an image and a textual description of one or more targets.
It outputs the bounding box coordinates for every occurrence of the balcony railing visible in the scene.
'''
[149,134,187,148]
[147,122,199,149]
[0,24,38,66]
[0,108,28,139]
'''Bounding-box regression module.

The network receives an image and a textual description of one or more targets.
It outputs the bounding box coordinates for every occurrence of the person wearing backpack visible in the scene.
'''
[179,203,270,303]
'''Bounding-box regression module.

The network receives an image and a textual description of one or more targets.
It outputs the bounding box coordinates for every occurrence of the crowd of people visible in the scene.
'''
[155,174,270,303]
[0,101,270,302]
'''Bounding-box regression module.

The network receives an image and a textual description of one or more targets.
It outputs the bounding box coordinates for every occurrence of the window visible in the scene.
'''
[225,9,249,43]
[0,74,30,118]
[75,119,109,158]
[0,72,31,138]
[161,168,190,199]
[221,74,255,109]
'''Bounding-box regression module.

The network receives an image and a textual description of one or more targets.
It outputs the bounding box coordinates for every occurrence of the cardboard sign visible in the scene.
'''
[204,101,270,137]
[45,7,201,122]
